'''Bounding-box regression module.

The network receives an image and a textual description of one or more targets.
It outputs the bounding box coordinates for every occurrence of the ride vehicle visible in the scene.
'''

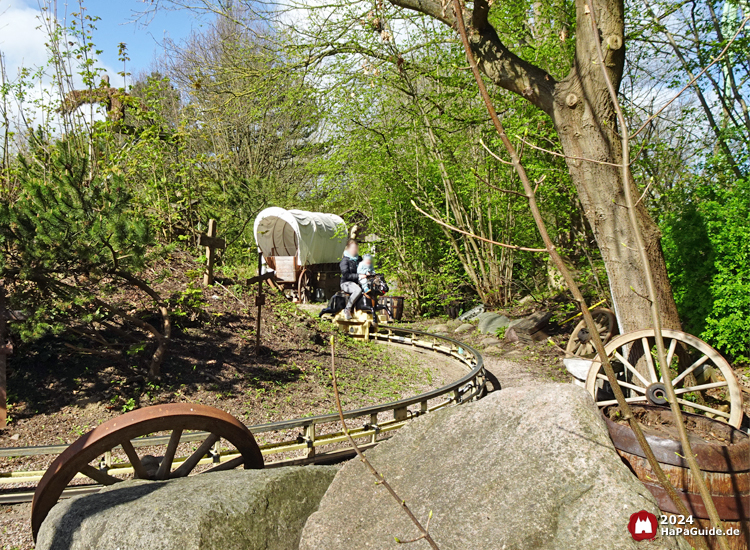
[320,274,392,338]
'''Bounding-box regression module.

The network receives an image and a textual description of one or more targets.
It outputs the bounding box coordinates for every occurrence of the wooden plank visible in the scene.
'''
[272,256,298,283]
[246,272,276,286]
[198,235,226,249]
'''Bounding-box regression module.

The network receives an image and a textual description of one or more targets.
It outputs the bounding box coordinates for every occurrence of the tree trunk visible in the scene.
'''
[548,0,680,333]
[388,0,682,332]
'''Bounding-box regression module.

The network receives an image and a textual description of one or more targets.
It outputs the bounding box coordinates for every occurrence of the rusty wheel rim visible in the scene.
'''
[31,403,263,540]
[566,308,616,357]
[586,329,743,429]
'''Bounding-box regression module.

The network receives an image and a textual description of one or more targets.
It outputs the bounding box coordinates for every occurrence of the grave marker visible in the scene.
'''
[198,219,226,286]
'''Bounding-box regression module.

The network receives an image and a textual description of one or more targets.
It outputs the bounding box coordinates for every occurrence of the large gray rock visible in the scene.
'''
[300,385,690,550]
[477,312,510,334]
[38,466,337,550]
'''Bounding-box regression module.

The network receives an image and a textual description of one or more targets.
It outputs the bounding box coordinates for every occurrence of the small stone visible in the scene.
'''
[481,337,501,347]
[9,433,20,440]
[454,323,474,334]
[429,324,450,334]
[517,295,534,305]
[484,345,504,354]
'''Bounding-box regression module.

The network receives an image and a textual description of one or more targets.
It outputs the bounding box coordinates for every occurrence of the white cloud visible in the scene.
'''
[0,0,118,141]
[0,0,50,77]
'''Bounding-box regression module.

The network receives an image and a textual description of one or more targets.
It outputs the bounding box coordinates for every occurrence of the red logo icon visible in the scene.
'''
[628,510,657,540]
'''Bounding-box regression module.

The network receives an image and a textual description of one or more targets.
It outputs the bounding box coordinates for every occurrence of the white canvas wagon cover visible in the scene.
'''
[253,207,348,266]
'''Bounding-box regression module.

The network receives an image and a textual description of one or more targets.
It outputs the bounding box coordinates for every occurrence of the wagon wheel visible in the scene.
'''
[566,308,616,357]
[298,268,313,304]
[31,403,263,540]
[585,329,743,429]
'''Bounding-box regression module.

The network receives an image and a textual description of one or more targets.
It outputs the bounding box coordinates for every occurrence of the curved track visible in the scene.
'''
[0,325,487,504]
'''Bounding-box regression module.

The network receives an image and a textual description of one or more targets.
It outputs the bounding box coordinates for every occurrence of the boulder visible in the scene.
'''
[477,313,510,334]
[38,466,337,550]
[428,324,450,334]
[300,385,690,550]
[483,345,504,354]
[453,323,474,334]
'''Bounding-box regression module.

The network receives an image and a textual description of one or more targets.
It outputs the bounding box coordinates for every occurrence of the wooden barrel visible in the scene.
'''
[381,296,405,321]
[605,404,750,550]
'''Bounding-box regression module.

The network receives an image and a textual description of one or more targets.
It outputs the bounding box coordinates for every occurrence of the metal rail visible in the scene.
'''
[0,324,486,502]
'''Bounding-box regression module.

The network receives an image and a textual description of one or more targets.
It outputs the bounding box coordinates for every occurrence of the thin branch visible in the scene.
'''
[470,169,527,198]
[630,14,750,139]
[514,135,623,167]
[329,336,439,549]
[411,200,546,252]
[479,138,513,164]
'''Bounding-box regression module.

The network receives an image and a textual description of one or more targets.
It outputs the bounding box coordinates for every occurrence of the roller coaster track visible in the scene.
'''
[0,325,487,504]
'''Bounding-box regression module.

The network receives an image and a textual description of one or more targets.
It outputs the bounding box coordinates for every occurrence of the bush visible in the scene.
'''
[662,178,750,360]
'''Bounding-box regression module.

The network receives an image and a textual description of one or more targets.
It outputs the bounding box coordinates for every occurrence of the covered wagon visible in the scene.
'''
[253,207,348,303]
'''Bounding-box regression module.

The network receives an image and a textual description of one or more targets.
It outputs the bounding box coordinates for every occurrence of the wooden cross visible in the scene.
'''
[198,219,226,286]
[0,283,28,427]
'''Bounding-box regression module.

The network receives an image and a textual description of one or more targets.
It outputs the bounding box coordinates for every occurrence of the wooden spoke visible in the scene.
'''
[674,381,729,395]
[171,433,220,478]
[587,329,743,428]
[203,455,245,474]
[596,374,647,394]
[79,464,122,486]
[614,351,650,387]
[641,338,659,384]
[596,396,648,407]
[156,429,182,480]
[672,354,710,386]
[120,439,150,480]
[675,398,731,418]
[665,337,678,372]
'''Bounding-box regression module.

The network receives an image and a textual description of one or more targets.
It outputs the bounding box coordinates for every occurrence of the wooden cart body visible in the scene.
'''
[254,208,348,303]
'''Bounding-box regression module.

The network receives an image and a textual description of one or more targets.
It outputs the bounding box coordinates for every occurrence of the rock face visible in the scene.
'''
[38,466,337,550]
[453,323,474,334]
[300,385,690,550]
[477,312,511,334]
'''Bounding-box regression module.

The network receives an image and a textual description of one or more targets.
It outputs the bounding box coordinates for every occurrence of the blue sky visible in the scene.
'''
[1,0,210,86]
[87,1,207,80]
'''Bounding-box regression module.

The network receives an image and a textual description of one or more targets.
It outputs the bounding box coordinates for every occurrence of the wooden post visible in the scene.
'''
[255,249,265,354]
[198,219,226,286]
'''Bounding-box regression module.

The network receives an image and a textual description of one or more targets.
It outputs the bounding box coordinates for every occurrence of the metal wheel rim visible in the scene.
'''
[31,403,263,540]
[585,329,743,429]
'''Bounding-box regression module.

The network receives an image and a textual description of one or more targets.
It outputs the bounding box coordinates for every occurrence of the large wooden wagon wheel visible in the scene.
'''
[585,329,743,429]
[566,308,616,357]
[297,267,313,304]
[31,403,263,540]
